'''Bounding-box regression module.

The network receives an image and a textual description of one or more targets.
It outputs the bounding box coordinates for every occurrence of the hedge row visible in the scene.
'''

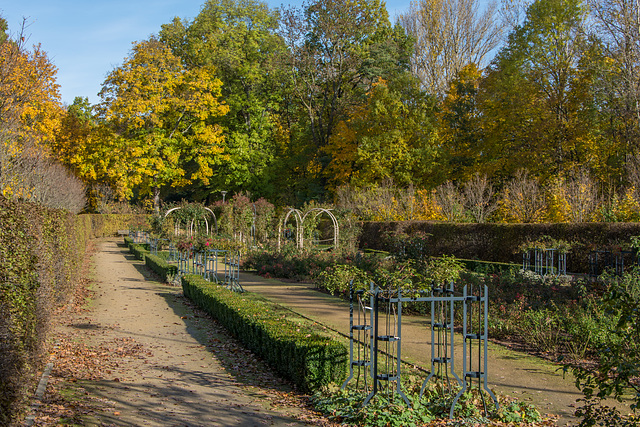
[360,221,640,273]
[181,275,347,392]
[145,254,177,282]
[126,241,150,262]
[77,214,147,238]
[0,197,91,425]
[125,238,191,283]
[0,207,147,425]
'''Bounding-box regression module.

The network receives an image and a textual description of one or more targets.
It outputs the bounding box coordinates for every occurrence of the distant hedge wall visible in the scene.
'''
[77,214,148,238]
[359,221,640,273]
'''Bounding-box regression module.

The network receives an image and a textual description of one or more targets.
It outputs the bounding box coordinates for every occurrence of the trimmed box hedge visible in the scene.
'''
[128,242,150,262]
[181,275,347,392]
[145,253,177,282]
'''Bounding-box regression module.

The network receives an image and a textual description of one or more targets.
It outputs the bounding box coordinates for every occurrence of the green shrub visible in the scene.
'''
[145,254,177,282]
[566,270,640,424]
[243,244,343,281]
[181,275,347,392]
[520,308,562,353]
[312,382,545,426]
[129,243,150,261]
[315,264,369,296]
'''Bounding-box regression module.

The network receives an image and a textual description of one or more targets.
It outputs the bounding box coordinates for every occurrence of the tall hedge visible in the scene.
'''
[0,200,144,425]
[0,197,86,424]
[359,221,640,273]
[76,214,147,238]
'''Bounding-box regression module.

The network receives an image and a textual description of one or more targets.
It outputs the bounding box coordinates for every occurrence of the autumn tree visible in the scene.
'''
[399,0,503,97]
[97,37,229,212]
[323,76,439,190]
[0,18,85,211]
[0,20,62,149]
[588,0,640,173]
[463,173,497,222]
[562,169,600,222]
[439,64,484,181]
[52,97,94,177]
[52,97,118,210]
[498,169,546,222]
[498,0,533,32]
[477,0,603,182]
[278,0,413,200]
[435,181,467,221]
[159,0,286,199]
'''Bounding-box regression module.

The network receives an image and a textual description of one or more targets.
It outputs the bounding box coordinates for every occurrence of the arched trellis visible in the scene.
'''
[277,207,339,250]
[163,206,218,236]
[250,203,257,245]
[278,208,303,250]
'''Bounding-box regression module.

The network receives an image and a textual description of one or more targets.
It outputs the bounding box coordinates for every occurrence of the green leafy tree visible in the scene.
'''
[439,63,485,181]
[323,76,439,190]
[278,0,413,201]
[478,0,602,183]
[97,37,229,212]
[160,0,285,199]
[0,17,8,44]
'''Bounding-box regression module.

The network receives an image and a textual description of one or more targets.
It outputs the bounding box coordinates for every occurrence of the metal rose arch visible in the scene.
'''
[277,207,339,251]
[163,206,218,237]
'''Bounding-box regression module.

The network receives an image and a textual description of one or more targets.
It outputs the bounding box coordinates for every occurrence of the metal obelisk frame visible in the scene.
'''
[342,280,499,418]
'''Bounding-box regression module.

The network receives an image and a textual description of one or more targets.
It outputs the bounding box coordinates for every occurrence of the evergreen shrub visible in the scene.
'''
[128,243,150,261]
[145,253,177,282]
[181,275,347,392]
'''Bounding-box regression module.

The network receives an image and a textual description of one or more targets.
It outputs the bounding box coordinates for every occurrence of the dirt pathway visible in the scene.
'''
[32,240,323,426]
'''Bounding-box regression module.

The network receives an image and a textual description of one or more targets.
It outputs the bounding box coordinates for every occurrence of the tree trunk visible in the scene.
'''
[153,185,160,215]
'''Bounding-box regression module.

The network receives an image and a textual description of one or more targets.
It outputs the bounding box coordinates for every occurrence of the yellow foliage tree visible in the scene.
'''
[97,37,229,211]
[323,77,439,191]
[0,27,65,202]
[609,187,640,222]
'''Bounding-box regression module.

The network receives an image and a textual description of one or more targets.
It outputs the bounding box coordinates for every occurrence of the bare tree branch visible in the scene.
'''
[399,0,504,96]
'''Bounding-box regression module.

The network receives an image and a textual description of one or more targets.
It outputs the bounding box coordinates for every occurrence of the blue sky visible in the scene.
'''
[1,1,412,106]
